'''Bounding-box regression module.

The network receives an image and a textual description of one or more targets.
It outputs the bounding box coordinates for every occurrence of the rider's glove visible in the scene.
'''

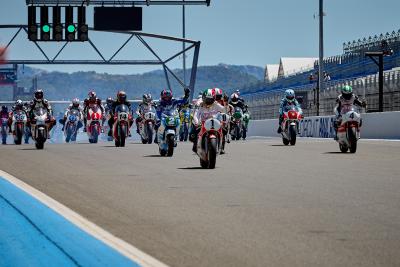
[184,87,190,97]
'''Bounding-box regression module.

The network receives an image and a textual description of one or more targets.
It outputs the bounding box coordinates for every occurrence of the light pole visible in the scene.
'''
[183,0,186,85]
[317,0,324,116]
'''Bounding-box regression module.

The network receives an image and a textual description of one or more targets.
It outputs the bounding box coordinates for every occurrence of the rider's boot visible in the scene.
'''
[277,126,282,134]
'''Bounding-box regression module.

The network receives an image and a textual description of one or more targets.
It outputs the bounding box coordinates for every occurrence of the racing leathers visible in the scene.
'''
[83,97,104,131]
[135,102,157,134]
[108,100,133,136]
[278,98,302,133]
[333,93,365,139]
[29,98,56,134]
[61,104,84,131]
[154,96,189,143]
[191,102,225,152]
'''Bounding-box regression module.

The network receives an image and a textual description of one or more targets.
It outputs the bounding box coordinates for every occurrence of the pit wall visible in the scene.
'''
[248,111,400,139]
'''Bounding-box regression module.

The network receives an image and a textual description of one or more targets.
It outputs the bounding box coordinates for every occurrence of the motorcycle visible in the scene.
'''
[337,106,361,153]
[139,105,156,144]
[86,104,102,144]
[242,112,250,140]
[179,108,191,142]
[196,113,223,169]
[230,107,243,140]
[64,109,81,143]
[157,108,179,157]
[220,113,230,154]
[1,113,9,144]
[280,105,302,146]
[113,104,131,147]
[11,110,28,145]
[31,107,49,149]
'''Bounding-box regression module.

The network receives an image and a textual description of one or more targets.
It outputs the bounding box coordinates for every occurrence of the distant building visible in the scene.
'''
[264,64,279,83]
[277,57,317,78]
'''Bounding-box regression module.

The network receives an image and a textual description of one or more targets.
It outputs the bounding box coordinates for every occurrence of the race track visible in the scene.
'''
[1,138,400,267]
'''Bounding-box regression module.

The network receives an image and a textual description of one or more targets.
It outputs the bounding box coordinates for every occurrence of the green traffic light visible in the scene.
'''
[67,25,76,33]
[42,24,50,33]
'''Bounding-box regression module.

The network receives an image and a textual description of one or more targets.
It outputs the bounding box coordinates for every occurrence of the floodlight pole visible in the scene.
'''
[317,0,324,116]
[365,51,384,112]
[183,0,187,85]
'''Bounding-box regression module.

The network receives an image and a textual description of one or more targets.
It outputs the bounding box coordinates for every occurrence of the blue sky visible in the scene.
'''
[1,0,399,74]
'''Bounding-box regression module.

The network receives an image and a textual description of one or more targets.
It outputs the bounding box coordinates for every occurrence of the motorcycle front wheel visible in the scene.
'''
[348,127,357,153]
[15,125,23,145]
[207,138,218,169]
[167,135,175,157]
[289,125,297,146]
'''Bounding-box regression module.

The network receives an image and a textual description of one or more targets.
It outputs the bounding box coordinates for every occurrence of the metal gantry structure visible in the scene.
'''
[0,25,201,100]
[26,0,210,6]
[1,0,211,101]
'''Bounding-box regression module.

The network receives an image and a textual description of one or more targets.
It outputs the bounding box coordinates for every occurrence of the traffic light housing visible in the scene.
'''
[53,6,62,41]
[65,6,76,41]
[78,6,88,41]
[40,6,50,41]
[28,6,38,41]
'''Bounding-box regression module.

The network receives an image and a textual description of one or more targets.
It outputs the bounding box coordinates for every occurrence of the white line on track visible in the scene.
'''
[0,170,169,267]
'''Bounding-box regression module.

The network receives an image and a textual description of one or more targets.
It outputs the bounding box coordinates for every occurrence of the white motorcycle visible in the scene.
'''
[336,106,361,153]
[196,113,224,169]
[11,110,28,145]
[31,107,49,149]
[139,106,156,144]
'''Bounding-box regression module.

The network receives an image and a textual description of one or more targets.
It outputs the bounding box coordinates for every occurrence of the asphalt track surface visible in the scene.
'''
[1,137,400,267]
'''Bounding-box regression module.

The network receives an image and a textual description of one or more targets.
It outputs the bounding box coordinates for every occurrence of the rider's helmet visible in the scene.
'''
[144,94,153,104]
[143,94,152,104]
[202,88,216,106]
[235,89,240,96]
[284,89,295,103]
[160,89,173,102]
[214,88,223,101]
[117,90,127,103]
[230,93,239,104]
[106,97,113,106]
[1,105,8,112]
[15,99,23,108]
[341,85,353,100]
[34,89,44,101]
[88,91,97,101]
[72,98,80,108]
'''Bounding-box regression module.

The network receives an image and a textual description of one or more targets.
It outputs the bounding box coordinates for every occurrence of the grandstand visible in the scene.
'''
[243,30,400,119]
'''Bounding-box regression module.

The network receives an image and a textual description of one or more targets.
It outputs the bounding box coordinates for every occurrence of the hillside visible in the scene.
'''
[15,64,264,100]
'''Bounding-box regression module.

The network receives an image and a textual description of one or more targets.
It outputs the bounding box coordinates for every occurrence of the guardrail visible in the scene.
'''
[248,111,400,139]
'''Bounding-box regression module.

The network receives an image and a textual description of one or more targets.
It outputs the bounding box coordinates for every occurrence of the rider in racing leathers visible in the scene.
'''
[154,88,190,143]
[83,91,104,132]
[333,85,366,140]
[60,98,83,131]
[29,89,56,137]
[135,94,156,134]
[191,88,225,153]
[107,90,133,137]
[277,89,302,134]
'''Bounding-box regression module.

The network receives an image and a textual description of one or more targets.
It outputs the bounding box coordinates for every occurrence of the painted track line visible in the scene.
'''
[0,170,169,267]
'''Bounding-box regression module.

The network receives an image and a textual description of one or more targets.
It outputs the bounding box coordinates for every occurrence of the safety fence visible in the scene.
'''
[246,70,400,120]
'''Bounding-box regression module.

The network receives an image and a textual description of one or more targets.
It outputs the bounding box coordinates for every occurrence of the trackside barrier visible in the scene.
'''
[248,111,400,139]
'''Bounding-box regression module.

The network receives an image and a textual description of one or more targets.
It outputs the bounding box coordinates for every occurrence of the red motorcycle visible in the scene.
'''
[86,104,103,143]
[280,106,303,146]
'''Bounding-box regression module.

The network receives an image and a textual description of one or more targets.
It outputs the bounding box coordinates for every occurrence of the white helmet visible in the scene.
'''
[230,93,239,104]
[72,98,80,107]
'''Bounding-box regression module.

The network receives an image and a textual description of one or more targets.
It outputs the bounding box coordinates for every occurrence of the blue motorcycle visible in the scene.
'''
[64,109,81,143]
[157,109,180,157]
